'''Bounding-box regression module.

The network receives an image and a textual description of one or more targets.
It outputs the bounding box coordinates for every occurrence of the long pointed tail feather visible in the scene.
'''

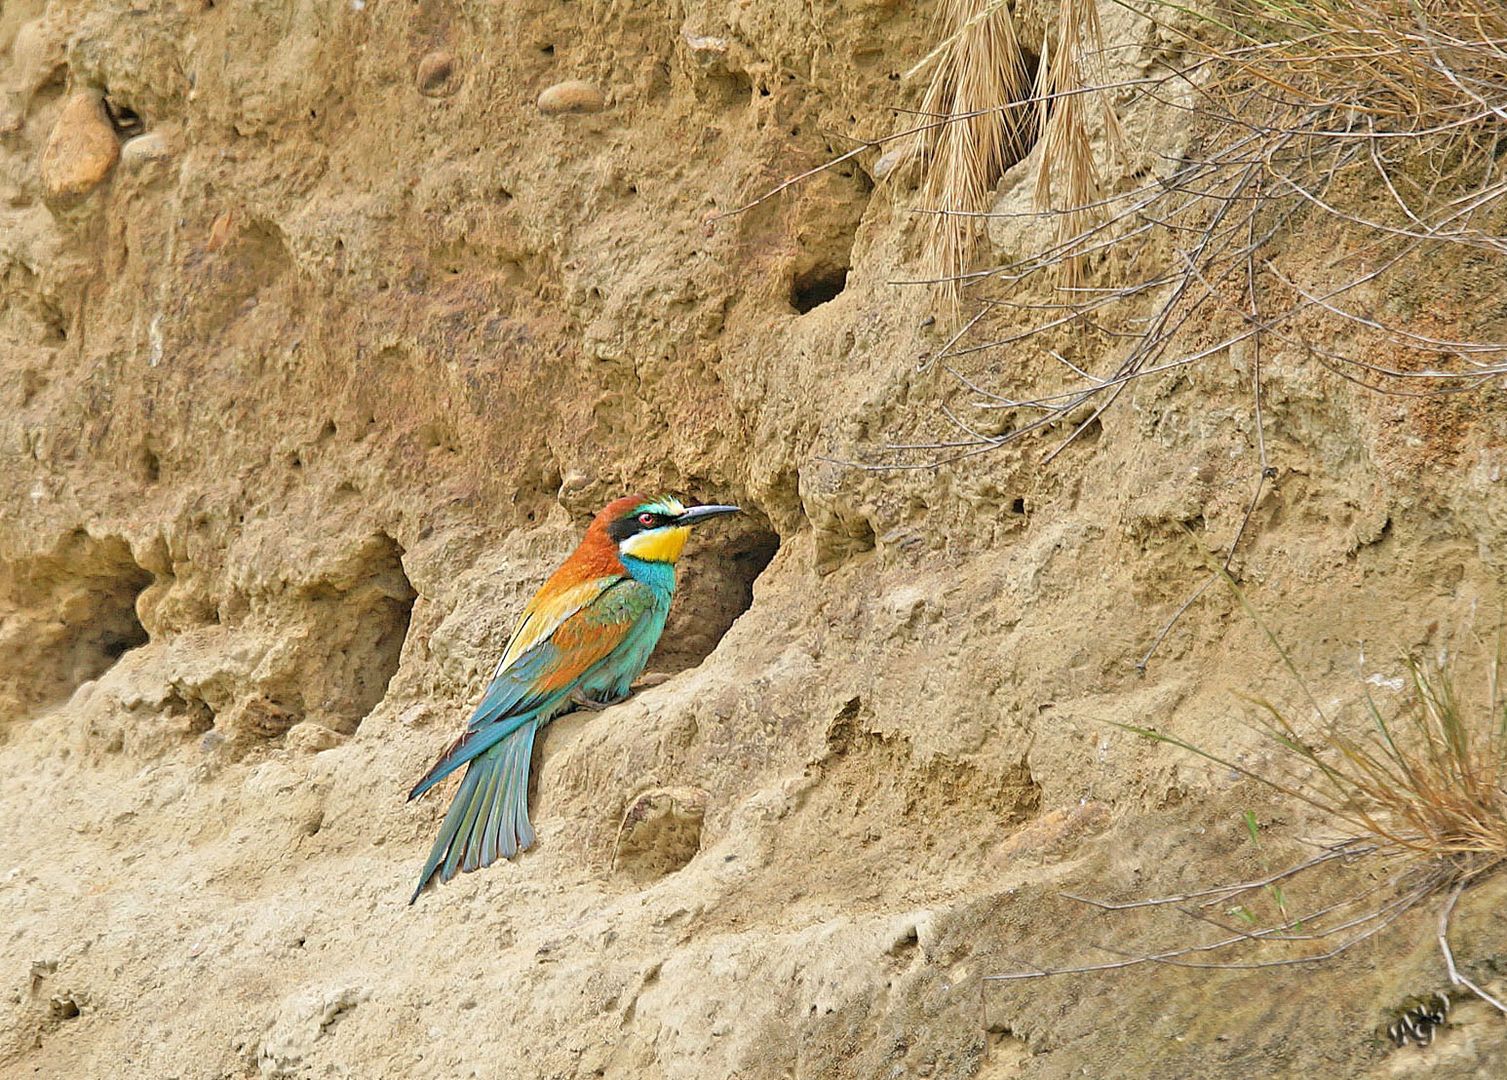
[407,709,535,804]
[410,721,539,904]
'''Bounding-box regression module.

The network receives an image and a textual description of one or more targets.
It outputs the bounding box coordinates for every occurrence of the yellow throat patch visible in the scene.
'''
[620,525,691,563]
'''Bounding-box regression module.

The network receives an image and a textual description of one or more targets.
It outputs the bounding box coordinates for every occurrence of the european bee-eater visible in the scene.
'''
[408,494,740,903]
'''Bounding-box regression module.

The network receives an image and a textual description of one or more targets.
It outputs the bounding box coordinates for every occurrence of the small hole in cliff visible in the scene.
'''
[230,537,413,747]
[0,534,151,718]
[40,300,67,344]
[416,421,459,454]
[88,549,151,672]
[790,264,849,314]
[650,518,778,676]
[540,44,555,55]
[786,163,867,316]
[164,687,216,737]
[704,67,753,106]
[21,369,46,405]
[322,534,415,733]
[1010,497,1025,514]
[612,787,706,884]
[992,45,1046,178]
[102,97,144,138]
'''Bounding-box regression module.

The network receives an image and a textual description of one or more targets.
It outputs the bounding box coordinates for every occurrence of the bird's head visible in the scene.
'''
[596,495,740,564]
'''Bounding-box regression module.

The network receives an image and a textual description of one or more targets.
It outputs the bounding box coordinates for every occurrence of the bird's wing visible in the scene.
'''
[409,577,659,800]
[470,576,656,730]
[492,574,623,677]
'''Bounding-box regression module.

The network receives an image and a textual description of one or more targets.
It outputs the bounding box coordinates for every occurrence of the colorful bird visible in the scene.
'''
[408,494,740,903]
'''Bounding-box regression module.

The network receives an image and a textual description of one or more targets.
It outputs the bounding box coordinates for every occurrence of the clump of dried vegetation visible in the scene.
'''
[835,0,1507,471]
[720,0,1507,1027]
[990,607,1507,1016]
[721,0,1507,1026]
[905,0,1123,301]
[903,0,1039,300]
[827,0,1507,667]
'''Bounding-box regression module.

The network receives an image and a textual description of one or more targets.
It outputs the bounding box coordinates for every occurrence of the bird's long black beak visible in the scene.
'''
[676,504,740,525]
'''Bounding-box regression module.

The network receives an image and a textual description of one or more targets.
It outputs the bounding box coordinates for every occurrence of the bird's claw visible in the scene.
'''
[568,689,629,713]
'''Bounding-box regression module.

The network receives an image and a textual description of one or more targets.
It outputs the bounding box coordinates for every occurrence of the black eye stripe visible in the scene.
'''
[607,510,673,542]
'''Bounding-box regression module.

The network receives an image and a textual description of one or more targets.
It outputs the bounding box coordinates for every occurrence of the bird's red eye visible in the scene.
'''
[638,512,657,526]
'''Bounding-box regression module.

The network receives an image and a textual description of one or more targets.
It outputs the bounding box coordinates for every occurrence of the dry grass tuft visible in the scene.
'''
[991,611,1507,1014]
[908,0,1038,308]
[1261,658,1507,879]
[1133,646,1507,890]
[1210,0,1507,130]
[908,0,1121,305]
[1032,0,1123,289]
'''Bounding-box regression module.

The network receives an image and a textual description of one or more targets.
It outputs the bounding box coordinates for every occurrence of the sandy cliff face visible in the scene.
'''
[2,1,1506,1078]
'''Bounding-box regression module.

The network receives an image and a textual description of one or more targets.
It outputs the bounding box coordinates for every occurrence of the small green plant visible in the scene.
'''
[990,601,1507,1016]
[1114,605,1507,1013]
[1124,613,1507,895]
[1228,810,1295,928]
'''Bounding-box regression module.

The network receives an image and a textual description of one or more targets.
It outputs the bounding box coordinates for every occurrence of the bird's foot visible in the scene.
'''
[568,688,631,713]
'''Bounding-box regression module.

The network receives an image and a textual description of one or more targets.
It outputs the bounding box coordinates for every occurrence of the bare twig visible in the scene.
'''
[987,876,1433,982]
[1437,879,1507,1015]
[1060,840,1374,910]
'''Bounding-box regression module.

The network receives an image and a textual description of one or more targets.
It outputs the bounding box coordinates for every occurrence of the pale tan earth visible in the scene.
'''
[2,1,1506,1078]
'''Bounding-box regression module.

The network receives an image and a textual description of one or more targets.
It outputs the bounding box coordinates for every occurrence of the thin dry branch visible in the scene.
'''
[1059,840,1375,910]
[1438,879,1507,1015]
[987,872,1437,982]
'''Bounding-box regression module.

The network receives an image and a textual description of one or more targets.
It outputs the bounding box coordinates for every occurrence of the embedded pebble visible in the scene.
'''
[40,92,120,200]
[285,721,346,754]
[120,131,173,170]
[872,143,915,182]
[416,51,459,98]
[680,29,730,56]
[206,208,238,253]
[537,80,606,115]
